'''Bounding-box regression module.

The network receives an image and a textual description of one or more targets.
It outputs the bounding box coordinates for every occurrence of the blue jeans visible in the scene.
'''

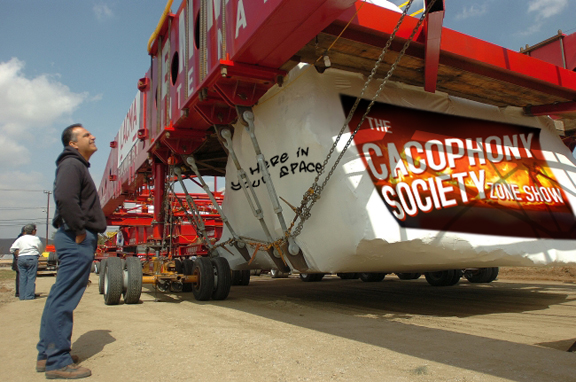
[37,228,96,371]
[17,255,38,300]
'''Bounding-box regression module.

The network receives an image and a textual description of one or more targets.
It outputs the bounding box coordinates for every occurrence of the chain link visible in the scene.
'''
[291,0,438,238]
[161,166,176,255]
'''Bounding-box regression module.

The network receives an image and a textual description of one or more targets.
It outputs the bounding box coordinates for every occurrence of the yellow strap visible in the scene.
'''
[148,0,174,54]
[410,8,424,17]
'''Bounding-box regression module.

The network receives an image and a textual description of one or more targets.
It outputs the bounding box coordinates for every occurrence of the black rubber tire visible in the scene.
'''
[192,257,215,301]
[337,273,360,280]
[425,270,457,286]
[487,267,499,282]
[174,259,183,274]
[98,259,108,294]
[123,257,142,304]
[464,268,494,283]
[104,257,123,305]
[359,273,386,282]
[300,273,325,282]
[48,252,58,264]
[448,270,462,286]
[211,257,232,300]
[231,270,242,285]
[239,269,251,286]
[182,259,194,292]
[396,273,421,280]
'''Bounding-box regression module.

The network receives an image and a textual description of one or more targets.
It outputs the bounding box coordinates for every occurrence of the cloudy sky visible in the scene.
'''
[0,0,574,240]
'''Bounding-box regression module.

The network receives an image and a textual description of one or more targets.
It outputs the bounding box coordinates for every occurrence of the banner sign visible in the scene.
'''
[118,92,141,165]
[342,95,576,239]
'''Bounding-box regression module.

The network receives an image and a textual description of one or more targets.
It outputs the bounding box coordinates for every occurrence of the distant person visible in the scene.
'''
[36,123,106,379]
[10,225,32,298]
[11,226,25,297]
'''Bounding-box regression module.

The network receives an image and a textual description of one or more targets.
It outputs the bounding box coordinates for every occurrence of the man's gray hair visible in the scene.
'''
[23,224,36,235]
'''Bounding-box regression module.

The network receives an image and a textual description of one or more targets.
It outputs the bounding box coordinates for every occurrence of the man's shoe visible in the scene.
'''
[37,355,80,372]
[45,364,91,379]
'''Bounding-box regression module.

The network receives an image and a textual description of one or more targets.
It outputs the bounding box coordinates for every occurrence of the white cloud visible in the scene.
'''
[0,171,51,238]
[0,136,29,166]
[455,4,488,20]
[93,4,114,21]
[514,22,543,37]
[528,0,568,19]
[0,58,87,167]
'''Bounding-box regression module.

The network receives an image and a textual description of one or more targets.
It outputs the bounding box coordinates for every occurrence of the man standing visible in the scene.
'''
[10,224,43,300]
[11,226,25,298]
[36,123,106,379]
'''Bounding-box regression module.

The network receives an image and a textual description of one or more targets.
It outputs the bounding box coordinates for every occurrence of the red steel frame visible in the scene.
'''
[97,0,576,255]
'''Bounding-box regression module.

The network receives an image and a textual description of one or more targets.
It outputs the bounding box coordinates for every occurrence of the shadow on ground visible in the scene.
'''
[72,330,116,361]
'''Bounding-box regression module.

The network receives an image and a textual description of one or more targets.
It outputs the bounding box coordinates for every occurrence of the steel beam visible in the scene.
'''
[424,0,445,93]
[524,101,576,116]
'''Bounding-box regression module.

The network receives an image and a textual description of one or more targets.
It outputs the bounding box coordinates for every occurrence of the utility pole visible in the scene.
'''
[44,190,51,245]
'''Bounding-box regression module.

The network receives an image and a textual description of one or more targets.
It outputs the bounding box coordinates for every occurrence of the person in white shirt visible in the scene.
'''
[10,224,43,300]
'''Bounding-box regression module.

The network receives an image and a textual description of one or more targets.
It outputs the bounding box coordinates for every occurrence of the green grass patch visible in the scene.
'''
[411,365,429,375]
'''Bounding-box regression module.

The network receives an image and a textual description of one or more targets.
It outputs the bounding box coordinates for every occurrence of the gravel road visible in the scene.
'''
[0,268,575,382]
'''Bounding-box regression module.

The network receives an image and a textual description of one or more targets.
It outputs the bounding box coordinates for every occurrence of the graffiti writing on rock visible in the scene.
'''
[231,147,322,191]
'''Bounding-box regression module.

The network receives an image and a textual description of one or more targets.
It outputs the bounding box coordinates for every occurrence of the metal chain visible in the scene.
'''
[291,0,438,238]
[161,166,176,255]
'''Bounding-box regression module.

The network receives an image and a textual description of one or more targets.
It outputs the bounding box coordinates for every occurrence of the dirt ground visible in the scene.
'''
[0,266,575,382]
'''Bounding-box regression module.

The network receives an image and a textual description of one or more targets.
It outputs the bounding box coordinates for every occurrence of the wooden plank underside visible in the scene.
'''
[290,33,575,113]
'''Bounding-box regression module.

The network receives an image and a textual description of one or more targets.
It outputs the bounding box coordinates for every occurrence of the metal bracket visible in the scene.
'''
[524,101,576,117]
[424,0,445,93]
[172,166,213,251]
[180,155,252,262]
[217,125,291,273]
[237,106,302,255]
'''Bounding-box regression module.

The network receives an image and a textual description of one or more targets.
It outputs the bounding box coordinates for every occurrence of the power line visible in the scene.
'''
[0,223,47,225]
[0,207,45,210]
[0,218,48,223]
[0,189,48,192]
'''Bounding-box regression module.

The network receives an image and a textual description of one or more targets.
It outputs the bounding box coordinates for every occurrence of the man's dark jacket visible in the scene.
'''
[52,146,107,236]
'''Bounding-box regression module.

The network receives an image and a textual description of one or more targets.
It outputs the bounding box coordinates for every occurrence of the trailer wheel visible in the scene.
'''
[182,259,194,292]
[449,270,462,286]
[104,257,123,305]
[359,273,386,282]
[191,257,214,301]
[300,273,324,282]
[425,270,460,286]
[396,273,421,280]
[464,267,497,283]
[174,259,183,274]
[239,270,251,286]
[211,257,232,300]
[488,267,499,282]
[98,259,108,294]
[231,270,242,285]
[48,252,58,264]
[123,257,142,304]
[337,273,359,280]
